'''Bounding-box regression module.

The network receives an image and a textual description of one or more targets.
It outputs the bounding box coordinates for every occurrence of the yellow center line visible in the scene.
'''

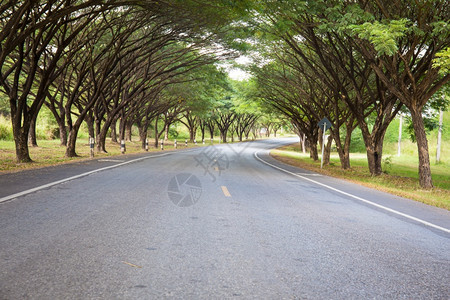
[221,186,231,197]
[122,261,142,268]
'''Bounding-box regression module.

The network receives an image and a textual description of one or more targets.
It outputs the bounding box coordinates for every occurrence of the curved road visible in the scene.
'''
[0,138,449,299]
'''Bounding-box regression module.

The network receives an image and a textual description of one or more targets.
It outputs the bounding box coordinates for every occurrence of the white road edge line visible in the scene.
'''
[254,150,450,234]
[0,149,200,204]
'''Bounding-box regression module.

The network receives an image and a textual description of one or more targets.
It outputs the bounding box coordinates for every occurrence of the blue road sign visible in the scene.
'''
[318,117,332,131]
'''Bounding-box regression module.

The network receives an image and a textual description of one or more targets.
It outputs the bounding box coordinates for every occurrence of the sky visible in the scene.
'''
[228,68,251,81]
[225,55,252,81]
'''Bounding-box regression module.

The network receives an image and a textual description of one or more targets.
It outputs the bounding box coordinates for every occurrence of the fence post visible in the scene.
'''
[89,137,95,158]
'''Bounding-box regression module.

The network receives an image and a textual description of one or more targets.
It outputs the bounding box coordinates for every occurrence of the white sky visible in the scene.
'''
[225,55,252,81]
[228,68,251,81]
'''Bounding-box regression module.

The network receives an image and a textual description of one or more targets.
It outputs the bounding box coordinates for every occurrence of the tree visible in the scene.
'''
[0,0,245,161]
[254,61,322,160]
[230,80,260,141]
[248,0,403,173]
[347,0,450,188]
[0,1,107,161]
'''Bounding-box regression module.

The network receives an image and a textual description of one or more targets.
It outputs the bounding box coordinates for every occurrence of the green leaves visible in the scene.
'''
[350,19,409,56]
[431,21,449,39]
[433,47,450,76]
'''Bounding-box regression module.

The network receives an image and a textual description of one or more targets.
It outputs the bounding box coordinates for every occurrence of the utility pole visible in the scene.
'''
[436,107,443,163]
[397,114,402,157]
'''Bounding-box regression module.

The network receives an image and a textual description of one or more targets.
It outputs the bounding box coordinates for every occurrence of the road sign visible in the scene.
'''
[318,117,332,131]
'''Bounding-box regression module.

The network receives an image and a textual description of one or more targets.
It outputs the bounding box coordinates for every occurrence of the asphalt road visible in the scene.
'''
[0,138,449,299]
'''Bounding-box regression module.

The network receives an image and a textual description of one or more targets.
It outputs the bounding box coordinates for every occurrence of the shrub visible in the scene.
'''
[168,128,179,139]
[0,115,13,140]
[349,128,366,153]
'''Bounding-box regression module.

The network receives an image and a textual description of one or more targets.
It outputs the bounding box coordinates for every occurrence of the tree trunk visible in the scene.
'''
[189,128,195,142]
[59,123,68,146]
[97,117,115,153]
[338,150,350,169]
[14,126,33,162]
[335,132,351,170]
[154,117,159,148]
[164,123,169,141]
[186,122,197,143]
[110,119,118,143]
[308,129,319,161]
[220,130,227,143]
[85,114,95,143]
[136,121,144,141]
[95,116,102,143]
[333,126,352,170]
[366,142,383,176]
[410,108,433,188]
[97,125,108,153]
[125,120,132,142]
[140,128,148,149]
[359,122,388,176]
[323,135,333,166]
[244,127,251,140]
[310,141,319,161]
[119,117,126,142]
[28,117,38,147]
[200,125,205,142]
[65,126,80,157]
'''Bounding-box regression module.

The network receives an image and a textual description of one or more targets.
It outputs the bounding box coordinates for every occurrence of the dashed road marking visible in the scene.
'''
[221,186,231,197]
[122,261,142,268]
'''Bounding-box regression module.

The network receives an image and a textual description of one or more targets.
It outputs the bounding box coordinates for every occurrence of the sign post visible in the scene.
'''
[317,117,332,169]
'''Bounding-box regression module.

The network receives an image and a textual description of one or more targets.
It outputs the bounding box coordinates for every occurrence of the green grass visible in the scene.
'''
[271,145,450,210]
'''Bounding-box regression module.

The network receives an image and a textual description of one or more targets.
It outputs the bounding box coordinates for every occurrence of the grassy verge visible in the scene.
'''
[271,144,450,210]
[0,138,206,173]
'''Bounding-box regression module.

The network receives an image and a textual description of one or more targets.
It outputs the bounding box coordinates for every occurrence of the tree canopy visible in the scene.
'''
[0,0,448,189]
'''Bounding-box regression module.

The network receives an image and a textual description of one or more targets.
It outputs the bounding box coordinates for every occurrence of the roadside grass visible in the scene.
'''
[271,145,450,210]
[0,138,205,173]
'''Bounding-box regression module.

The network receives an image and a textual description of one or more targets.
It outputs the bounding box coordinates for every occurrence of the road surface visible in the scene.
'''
[0,138,449,299]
